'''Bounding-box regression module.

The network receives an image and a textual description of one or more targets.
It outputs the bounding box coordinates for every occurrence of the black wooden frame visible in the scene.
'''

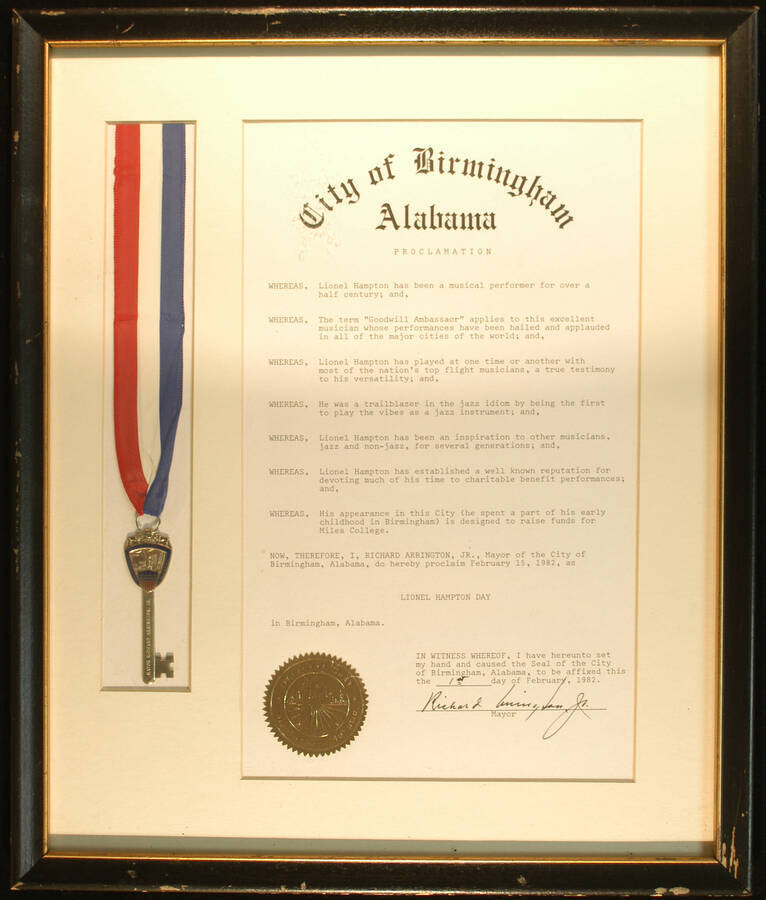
[9,5,759,895]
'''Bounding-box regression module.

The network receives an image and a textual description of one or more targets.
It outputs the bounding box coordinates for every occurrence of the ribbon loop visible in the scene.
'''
[113,122,188,518]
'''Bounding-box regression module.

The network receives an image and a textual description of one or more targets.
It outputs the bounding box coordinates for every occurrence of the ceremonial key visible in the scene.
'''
[124,524,175,684]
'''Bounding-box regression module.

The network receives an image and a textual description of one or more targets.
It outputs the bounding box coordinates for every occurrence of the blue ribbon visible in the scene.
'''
[144,123,186,517]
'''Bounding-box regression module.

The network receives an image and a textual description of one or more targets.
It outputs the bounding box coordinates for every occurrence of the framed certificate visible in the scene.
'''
[9,3,759,895]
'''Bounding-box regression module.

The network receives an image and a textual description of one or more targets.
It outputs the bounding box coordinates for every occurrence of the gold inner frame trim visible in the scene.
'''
[40,34,728,865]
[46,37,728,48]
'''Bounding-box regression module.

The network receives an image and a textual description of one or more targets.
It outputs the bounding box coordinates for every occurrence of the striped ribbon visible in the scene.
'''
[112,122,187,518]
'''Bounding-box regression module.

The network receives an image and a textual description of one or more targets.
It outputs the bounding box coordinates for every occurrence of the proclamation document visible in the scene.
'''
[242,120,641,779]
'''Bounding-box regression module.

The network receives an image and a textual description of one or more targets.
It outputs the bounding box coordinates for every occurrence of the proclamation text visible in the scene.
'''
[242,121,641,778]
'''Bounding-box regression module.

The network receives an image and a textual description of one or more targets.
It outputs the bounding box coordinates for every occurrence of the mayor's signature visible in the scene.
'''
[418,677,601,739]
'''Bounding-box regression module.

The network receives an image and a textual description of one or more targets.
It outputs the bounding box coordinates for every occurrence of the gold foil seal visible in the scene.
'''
[264,653,367,756]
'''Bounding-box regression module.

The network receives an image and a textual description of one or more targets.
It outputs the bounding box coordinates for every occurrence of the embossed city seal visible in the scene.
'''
[264,653,367,756]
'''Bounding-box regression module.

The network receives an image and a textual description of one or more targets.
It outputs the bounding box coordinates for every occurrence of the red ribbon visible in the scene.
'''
[113,123,148,514]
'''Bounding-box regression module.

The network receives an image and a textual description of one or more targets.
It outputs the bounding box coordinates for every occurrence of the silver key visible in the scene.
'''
[125,526,175,684]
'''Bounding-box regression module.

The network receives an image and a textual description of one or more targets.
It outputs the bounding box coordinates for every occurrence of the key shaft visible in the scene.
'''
[142,590,156,683]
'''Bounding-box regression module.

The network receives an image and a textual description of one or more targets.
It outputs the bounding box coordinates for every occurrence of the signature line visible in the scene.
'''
[417,707,608,712]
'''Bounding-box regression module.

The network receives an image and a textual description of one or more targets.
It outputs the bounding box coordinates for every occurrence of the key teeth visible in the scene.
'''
[154,652,175,678]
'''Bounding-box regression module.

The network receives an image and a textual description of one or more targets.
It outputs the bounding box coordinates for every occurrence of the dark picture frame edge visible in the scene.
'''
[9,5,759,895]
